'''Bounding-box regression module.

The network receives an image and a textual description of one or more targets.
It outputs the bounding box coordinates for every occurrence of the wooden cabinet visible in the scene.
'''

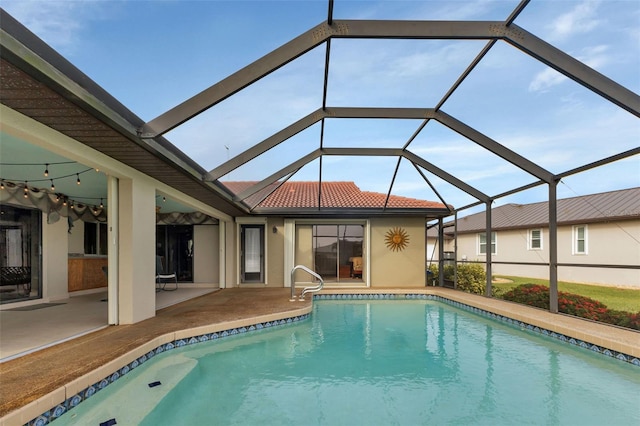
[68,257,108,292]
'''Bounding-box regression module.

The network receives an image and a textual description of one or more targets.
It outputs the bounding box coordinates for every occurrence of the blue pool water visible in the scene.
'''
[57,300,640,425]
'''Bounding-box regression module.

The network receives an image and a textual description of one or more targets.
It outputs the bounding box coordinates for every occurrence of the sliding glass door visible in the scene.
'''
[312,224,364,283]
[0,204,41,304]
[156,225,193,282]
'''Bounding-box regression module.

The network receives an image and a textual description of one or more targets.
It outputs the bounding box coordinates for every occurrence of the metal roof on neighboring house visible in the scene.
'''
[223,181,450,215]
[436,187,640,235]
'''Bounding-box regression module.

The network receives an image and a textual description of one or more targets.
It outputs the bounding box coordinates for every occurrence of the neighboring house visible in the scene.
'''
[427,188,640,288]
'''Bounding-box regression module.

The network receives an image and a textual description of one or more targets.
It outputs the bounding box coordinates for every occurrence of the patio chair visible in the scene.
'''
[156,255,177,291]
[350,257,363,279]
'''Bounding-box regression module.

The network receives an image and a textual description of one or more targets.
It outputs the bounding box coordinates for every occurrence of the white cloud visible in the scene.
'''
[529,44,611,92]
[1,0,113,53]
[579,44,610,68]
[549,0,602,41]
[528,67,566,92]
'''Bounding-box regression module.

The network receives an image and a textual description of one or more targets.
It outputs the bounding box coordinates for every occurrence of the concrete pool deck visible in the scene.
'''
[1,287,638,425]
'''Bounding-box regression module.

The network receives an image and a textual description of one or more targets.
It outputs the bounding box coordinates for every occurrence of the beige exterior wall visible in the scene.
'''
[67,221,84,255]
[266,218,285,287]
[439,219,640,287]
[263,217,428,288]
[294,224,314,283]
[43,216,69,301]
[193,224,219,284]
[370,217,426,288]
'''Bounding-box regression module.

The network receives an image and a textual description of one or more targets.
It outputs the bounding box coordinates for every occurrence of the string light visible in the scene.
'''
[163,196,166,202]
[1,165,107,216]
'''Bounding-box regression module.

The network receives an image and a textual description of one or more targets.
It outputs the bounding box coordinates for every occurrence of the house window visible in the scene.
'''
[84,222,108,255]
[478,232,496,255]
[528,229,542,250]
[573,225,587,255]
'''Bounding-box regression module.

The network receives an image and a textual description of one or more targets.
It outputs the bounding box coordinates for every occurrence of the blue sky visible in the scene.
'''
[2,0,639,213]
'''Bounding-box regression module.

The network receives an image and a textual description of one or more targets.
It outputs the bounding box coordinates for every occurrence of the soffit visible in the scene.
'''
[0,14,246,218]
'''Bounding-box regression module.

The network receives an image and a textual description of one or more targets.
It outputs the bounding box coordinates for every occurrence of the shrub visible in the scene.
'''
[454,263,487,295]
[501,284,640,330]
[429,263,492,296]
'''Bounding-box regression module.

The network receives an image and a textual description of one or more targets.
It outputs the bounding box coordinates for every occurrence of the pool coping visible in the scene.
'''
[3,288,639,426]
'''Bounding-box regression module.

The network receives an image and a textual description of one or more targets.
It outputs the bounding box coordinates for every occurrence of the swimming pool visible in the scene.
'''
[55,299,639,425]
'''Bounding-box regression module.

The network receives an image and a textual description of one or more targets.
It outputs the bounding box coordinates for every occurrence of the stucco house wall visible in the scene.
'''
[193,224,219,284]
[262,217,427,288]
[370,217,426,288]
[441,219,640,287]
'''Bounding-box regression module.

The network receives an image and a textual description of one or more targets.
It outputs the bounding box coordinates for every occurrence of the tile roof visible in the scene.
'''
[439,187,640,234]
[222,181,448,210]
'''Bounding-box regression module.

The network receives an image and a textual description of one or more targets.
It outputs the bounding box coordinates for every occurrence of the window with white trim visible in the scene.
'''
[528,229,542,250]
[84,222,108,255]
[572,225,587,255]
[478,232,496,255]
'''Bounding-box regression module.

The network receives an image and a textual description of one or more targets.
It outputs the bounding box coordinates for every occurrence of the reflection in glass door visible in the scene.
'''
[312,224,363,283]
[156,225,193,282]
[0,204,41,304]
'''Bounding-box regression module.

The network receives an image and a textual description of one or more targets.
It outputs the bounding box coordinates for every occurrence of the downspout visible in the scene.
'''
[549,180,559,313]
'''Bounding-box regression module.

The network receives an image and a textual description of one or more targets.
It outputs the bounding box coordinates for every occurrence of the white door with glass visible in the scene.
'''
[241,224,264,283]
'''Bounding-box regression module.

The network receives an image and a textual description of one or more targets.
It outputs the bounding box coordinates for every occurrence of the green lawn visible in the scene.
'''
[493,276,640,313]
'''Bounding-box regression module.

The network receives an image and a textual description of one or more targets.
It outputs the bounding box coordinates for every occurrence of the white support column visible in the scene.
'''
[107,175,119,325]
[218,220,226,289]
[223,220,236,288]
[284,219,295,288]
[117,177,156,324]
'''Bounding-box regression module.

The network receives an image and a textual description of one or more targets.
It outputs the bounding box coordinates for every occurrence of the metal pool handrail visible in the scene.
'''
[290,265,324,301]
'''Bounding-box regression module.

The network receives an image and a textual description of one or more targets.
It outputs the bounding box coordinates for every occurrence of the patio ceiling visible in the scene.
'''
[1,1,638,219]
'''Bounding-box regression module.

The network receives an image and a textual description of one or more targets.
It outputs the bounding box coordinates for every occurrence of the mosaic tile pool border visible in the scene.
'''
[25,313,311,426]
[314,293,640,367]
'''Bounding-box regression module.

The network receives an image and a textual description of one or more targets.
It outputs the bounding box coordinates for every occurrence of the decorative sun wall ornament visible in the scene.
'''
[385,227,409,252]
